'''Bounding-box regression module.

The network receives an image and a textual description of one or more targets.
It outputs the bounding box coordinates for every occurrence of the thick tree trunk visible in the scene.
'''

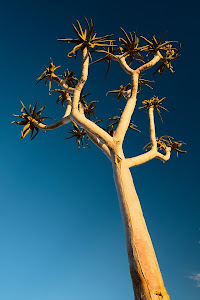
[112,154,170,300]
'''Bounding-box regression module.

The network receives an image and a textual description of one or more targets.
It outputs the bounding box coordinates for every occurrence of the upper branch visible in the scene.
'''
[126,107,172,168]
[156,147,171,162]
[78,101,111,159]
[28,96,72,130]
[72,47,114,149]
[87,132,111,160]
[149,107,157,150]
[136,53,161,74]
[117,55,134,75]
[113,52,161,147]
[113,71,139,144]
[126,107,157,167]
[28,115,71,130]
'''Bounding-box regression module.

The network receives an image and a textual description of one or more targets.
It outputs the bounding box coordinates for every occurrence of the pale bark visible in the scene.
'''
[136,54,161,74]
[126,105,158,167]
[125,101,171,168]
[114,72,139,145]
[108,52,171,299]
[112,154,170,300]
[71,48,115,149]
[117,55,134,75]
[51,76,75,94]
[28,97,72,130]
[30,45,172,300]
[28,115,71,130]
[156,148,171,162]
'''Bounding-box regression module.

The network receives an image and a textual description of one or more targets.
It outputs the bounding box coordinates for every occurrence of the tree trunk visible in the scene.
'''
[112,154,170,300]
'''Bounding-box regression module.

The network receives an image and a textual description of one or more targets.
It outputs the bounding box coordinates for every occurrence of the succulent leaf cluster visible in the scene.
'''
[119,28,145,65]
[80,98,98,119]
[57,17,114,58]
[139,95,168,122]
[12,101,49,140]
[140,33,172,54]
[162,136,187,156]
[66,121,89,150]
[37,58,60,94]
[153,43,181,75]
[144,136,187,156]
[91,42,118,77]
[106,84,131,101]
[52,89,69,107]
[63,69,78,87]
[138,75,154,92]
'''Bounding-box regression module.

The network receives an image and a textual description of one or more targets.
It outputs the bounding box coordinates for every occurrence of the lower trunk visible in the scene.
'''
[112,155,170,300]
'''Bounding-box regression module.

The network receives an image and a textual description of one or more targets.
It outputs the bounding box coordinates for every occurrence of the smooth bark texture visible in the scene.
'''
[29,42,174,299]
[112,154,170,300]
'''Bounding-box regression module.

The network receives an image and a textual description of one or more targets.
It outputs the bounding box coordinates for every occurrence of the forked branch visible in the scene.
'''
[136,53,161,73]
[113,52,162,146]
[126,106,171,168]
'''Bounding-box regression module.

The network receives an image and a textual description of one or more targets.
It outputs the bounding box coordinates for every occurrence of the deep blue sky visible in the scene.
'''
[1,1,200,299]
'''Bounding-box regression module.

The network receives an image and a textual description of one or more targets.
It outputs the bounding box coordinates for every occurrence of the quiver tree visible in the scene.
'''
[12,17,186,300]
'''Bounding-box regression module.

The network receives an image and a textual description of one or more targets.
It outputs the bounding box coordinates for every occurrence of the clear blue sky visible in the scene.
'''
[1,0,199,299]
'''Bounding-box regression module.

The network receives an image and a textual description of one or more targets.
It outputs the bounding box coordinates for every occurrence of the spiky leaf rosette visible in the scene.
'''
[57,17,114,58]
[80,98,98,120]
[139,95,168,123]
[66,121,89,150]
[143,136,170,152]
[138,74,154,92]
[140,32,173,54]
[12,101,50,140]
[143,135,187,157]
[160,136,187,157]
[37,58,60,94]
[106,83,131,101]
[153,44,181,75]
[91,42,119,77]
[106,109,140,136]
[63,69,78,87]
[119,28,145,65]
[79,89,92,103]
[52,89,69,107]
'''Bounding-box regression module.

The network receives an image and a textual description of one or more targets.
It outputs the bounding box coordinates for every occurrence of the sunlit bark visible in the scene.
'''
[26,42,173,300]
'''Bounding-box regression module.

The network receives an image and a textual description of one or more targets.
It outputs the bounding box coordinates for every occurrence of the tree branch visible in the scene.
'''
[126,149,157,167]
[156,147,171,162]
[28,96,72,130]
[28,115,72,130]
[78,102,111,159]
[136,53,161,74]
[126,107,172,168]
[86,132,111,160]
[113,72,139,144]
[126,106,157,167]
[117,55,134,75]
[113,53,160,147]
[148,107,157,150]
[52,76,75,94]
[71,47,114,149]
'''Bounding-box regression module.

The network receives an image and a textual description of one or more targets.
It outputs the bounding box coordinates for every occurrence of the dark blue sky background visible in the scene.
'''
[1,1,199,299]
